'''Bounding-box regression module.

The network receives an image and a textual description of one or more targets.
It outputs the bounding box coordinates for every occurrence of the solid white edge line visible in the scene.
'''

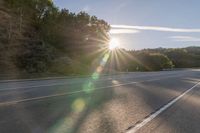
[126,81,200,133]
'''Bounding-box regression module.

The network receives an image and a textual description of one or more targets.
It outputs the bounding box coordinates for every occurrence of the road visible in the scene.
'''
[0,69,199,133]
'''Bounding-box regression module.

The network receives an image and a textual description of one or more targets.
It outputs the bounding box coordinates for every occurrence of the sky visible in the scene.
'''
[54,0,200,50]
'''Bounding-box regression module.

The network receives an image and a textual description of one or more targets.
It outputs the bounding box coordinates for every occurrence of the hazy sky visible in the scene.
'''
[54,0,200,50]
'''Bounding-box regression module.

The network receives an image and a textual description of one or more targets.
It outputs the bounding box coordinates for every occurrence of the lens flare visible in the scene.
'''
[71,98,86,113]
[109,38,120,50]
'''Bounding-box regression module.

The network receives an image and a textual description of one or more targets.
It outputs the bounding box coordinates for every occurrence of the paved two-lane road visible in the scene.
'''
[0,69,199,133]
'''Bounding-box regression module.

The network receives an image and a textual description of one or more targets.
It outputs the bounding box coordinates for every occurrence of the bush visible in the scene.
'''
[16,41,54,73]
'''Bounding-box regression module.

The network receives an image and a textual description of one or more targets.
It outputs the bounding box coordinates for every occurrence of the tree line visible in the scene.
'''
[0,0,199,75]
[107,47,200,72]
[1,0,110,74]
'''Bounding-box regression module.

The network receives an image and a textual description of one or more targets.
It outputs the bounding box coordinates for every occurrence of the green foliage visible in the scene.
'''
[115,51,174,71]
[107,47,200,72]
[164,48,200,68]
[141,47,200,68]
[16,41,54,73]
[3,0,110,74]
[39,10,110,55]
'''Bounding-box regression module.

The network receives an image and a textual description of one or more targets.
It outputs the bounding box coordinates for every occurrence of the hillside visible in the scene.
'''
[112,47,200,72]
[0,0,110,76]
[0,0,18,73]
[0,0,40,74]
[141,47,200,68]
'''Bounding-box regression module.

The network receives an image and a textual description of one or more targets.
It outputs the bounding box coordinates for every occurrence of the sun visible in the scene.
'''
[109,38,120,50]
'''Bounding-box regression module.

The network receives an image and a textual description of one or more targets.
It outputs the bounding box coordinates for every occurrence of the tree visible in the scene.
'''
[4,0,111,73]
[16,41,54,73]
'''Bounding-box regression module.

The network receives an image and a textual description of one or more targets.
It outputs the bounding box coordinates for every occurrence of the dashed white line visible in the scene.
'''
[0,74,182,91]
[126,81,200,133]
[0,75,181,106]
[0,81,139,106]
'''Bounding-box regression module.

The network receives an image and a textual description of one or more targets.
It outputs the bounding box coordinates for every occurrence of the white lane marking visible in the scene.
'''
[0,81,141,106]
[0,74,182,91]
[126,81,200,133]
[0,82,71,91]
[0,81,139,106]
[0,71,180,83]
[0,75,182,106]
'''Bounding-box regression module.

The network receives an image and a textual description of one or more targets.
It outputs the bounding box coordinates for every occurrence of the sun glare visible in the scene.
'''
[109,38,120,50]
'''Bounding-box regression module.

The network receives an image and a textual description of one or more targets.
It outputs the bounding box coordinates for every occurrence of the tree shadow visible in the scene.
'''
[0,79,116,133]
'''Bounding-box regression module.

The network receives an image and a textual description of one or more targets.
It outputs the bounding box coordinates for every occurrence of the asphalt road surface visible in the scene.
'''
[0,69,199,133]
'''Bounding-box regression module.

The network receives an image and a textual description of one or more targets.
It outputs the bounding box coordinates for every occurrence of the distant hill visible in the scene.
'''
[112,46,200,71]
[140,47,200,68]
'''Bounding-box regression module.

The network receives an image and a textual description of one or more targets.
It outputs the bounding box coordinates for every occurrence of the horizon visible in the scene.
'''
[54,0,200,50]
[119,46,200,51]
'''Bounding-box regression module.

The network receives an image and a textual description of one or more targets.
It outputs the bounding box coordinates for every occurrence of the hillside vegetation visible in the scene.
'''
[0,0,110,75]
[111,47,200,72]
[0,0,199,77]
